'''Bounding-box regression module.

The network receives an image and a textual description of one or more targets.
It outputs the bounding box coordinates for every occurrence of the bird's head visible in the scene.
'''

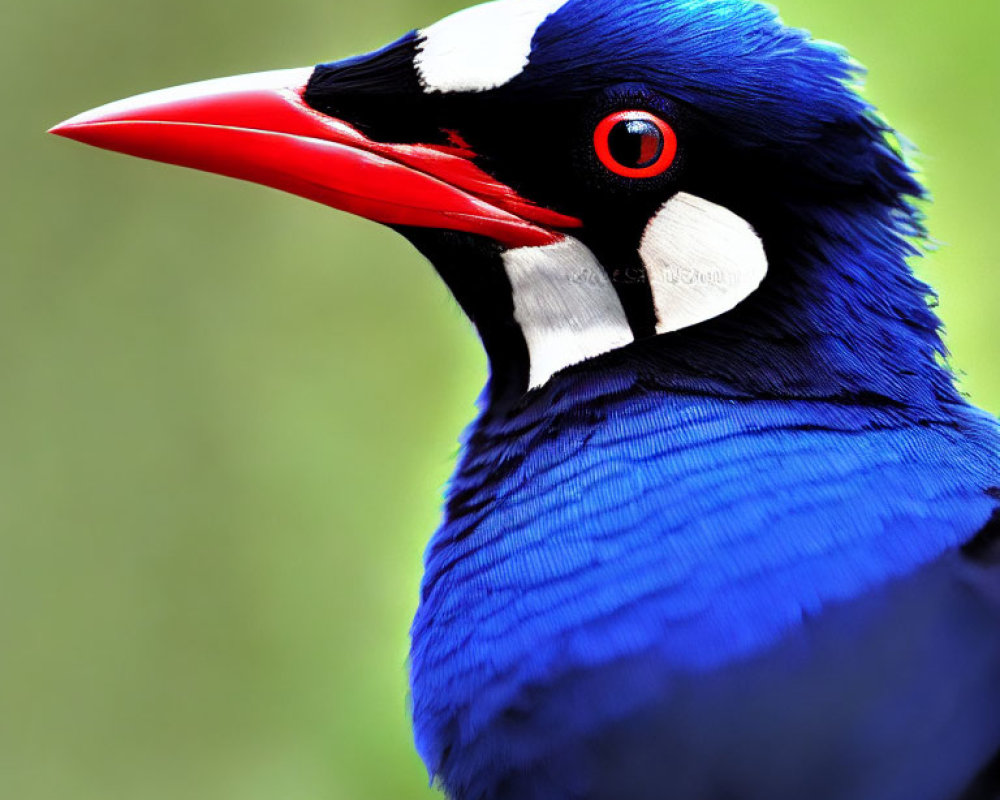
[52,0,945,409]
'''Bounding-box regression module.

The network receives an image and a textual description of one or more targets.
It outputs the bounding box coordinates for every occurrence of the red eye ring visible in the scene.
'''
[593,110,677,179]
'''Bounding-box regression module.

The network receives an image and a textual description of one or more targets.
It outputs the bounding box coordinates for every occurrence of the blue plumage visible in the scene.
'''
[414,374,999,798]
[403,1,1000,797]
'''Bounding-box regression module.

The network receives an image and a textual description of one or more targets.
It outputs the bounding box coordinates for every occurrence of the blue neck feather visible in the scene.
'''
[410,189,1000,782]
[407,0,1000,792]
[410,126,1000,796]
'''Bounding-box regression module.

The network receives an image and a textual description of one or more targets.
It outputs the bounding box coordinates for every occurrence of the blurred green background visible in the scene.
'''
[2,0,998,798]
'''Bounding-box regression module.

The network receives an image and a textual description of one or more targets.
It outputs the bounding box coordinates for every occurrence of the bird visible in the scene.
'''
[50,0,1000,798]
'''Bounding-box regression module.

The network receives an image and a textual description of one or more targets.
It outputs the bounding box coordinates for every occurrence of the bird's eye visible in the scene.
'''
[593,110,677,178]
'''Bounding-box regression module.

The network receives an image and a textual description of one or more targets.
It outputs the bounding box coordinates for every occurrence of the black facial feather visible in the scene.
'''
[305,54,712,342]
[305,32,449,145]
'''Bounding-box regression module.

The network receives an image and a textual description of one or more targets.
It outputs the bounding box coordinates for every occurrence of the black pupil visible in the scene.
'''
[607,119,664,169]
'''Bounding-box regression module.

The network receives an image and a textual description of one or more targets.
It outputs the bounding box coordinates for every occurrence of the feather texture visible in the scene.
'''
[403,1,1000,796]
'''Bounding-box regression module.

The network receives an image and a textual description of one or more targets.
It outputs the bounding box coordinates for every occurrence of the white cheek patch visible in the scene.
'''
[500,197,766,392]
[416,0,568,93]
[503,237,633,389]
[641,193,768,334]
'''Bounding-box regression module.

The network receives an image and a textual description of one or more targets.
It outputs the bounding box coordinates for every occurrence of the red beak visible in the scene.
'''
[49,68,579,248]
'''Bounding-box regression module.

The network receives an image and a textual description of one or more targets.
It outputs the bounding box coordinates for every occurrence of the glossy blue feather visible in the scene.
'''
[403,0,1000,797]
[413,376,998,793]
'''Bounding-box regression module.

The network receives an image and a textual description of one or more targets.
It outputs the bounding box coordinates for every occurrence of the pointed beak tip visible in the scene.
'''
[49,110,96,139]
[48,120,95,147]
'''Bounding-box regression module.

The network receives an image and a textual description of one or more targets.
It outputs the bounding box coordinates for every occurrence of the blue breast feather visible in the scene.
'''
[412,382,998,784]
